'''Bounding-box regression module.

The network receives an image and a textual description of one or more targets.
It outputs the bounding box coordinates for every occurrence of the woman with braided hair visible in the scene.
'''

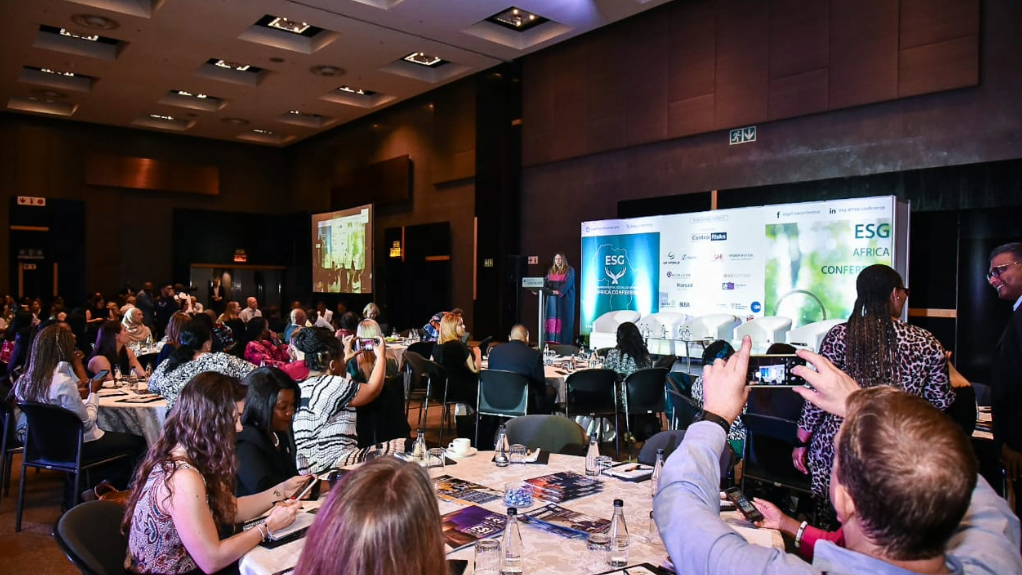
[793,264,953,524]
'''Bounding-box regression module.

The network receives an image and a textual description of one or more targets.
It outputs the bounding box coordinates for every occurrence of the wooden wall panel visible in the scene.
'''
[666,0,716,139]
[900,0,980,49]
[829,0,899,109]
[586,29,627,154]
[899,35,980,97]
[769,0,829,79]
[714,0,770,129]
[769,69,829,121]
[622,14,668,148]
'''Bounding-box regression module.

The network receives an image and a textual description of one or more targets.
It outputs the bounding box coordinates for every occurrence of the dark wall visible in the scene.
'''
[0,112,287,299]
[286,80,477,331]
[517,0,1022,338]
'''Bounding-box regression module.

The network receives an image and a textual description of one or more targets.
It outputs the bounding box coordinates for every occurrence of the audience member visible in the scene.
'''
[86,320,146,382]
[239,297,262,324]
[334,311,359,339]
[294,457,446,575]
[153,284,180,337]
[291,328,406,473]
[124,372,305,575]
[156,312,191,366]
[433,312,481,410]
[486,324,554,413]
[1,309,33,374]
[348,319,408,447]
[988,241,1022,515]
[242,317,289,367]
[653,336,1021,575]
[285,308,308,343]
[121,307,152,344]
[218,300,246,342]
[315,301,332,326]
[148,318,254,409]
[603,321,652,378]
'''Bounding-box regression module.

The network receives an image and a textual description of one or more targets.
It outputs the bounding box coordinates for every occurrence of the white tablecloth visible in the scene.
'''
[97,389,167,446]
[239,452,781,575]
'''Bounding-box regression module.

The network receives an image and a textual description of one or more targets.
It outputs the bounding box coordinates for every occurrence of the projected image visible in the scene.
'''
[312,205,372,294]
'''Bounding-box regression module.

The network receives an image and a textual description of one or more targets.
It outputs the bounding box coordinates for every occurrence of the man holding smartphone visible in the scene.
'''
[653,336,1020,575]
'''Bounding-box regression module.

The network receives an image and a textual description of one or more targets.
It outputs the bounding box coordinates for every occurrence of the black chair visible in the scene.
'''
[549,344,580,356]
[638,430,734,482]
[421,360,458,447]
[0,393,23,497]
[504,414,588,456]
[741,389,812,498]
[667,388,701,430]
[402,351,431,427]
[475,370,529,446]
[356,373,409,448]
[16,402,134,532]
[563,368,620,458]
[621,367,668,458]
[477,336,494,358]
[406,341,435,361]
[53,500,128,575]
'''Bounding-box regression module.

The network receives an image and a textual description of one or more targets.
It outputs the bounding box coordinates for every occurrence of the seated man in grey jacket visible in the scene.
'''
[654,336,1021,575]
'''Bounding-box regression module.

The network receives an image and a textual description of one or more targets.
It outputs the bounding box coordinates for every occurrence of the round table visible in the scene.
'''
[96,388,167,446]
[238,452,781,575]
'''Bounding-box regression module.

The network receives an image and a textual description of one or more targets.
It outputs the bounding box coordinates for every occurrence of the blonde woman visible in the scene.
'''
[433,313,480,406]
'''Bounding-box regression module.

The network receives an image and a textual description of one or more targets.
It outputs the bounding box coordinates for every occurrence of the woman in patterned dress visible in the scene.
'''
[544,252,576,345]
[123,372,307,574]
[793,264,953,521]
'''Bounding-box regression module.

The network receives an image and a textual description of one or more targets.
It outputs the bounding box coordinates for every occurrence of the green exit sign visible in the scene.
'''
[729,126,756,145]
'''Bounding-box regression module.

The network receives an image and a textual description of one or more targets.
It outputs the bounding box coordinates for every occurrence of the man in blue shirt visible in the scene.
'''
[654,336,1021,575]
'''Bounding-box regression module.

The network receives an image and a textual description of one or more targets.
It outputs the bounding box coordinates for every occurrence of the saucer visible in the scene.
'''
[446,447,478,459]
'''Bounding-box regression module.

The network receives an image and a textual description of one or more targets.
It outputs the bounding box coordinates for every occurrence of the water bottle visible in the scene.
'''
[412,429,428,463]
[145,363,153,380]
[585,433,600,476]
[114,365,122,385]
[651,449,664,497]
[609,499,629,567]
[589,350,598,369]
[500,508,524,575]
[494,424,510,467]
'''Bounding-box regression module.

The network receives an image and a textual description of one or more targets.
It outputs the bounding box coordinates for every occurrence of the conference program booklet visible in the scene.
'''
[521,503,610,539]
[440,505,507,552]
[525,471,603,502]
[433,475,503,505]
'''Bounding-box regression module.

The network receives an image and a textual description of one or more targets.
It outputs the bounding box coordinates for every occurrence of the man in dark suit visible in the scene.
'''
[988,241,1022,511]
[486,324,555,414]
[135,281,156,327]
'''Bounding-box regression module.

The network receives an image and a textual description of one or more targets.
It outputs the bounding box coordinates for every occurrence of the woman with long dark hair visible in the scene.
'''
[794,264,953,521]
[294,457,445,575]
[604,321,652,378]
[544,252,577,345]
[242,317,288,368]
[87,320,146,383]
[15,325,145,494]
[291,328,406,474]
[124,372,305,575]
[236,367,308,497]
[147,318,254,409]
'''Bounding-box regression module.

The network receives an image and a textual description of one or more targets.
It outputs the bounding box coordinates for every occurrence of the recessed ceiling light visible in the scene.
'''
[268,17,310,34]
[174,90,209,99]
[71,14,120,30]
[149,113,175,121]
[212,59,251,72]
[58,27,99,41]
[289,110,300,114]
[310,64,344,77]
[221,117,250,126]
[40,67,76,77]
[486,7,547,32]
[337,85,376,96]
[252,128,274,135]
[403,52,446,67]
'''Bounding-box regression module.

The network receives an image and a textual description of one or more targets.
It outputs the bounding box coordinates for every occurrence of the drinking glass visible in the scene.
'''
[509,444,527,465]
[595,455,613,477]
[475,539,501,575]
[427,447,446,468]
[503,481,534,508]
[586,532,611,572]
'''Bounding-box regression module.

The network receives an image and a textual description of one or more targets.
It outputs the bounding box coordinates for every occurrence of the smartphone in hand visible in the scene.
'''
[725,487,764,523]
[353,337,382,352]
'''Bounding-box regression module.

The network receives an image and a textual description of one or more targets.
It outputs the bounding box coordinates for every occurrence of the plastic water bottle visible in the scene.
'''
[494,424,510,467]
[585,433,600,476]
[651,449,664,497]
[589,350,598,369]
[609,499,629,567]
[145,363,153,381]
[412,429,427,463]
[500,508,524,575]
[113,365,122,384]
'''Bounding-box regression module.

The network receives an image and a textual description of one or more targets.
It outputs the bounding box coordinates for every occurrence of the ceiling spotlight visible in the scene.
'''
[41,68,76,77]
[59,28,99,41]
[403,52,445,67]
[252,128,274,135]
[71,13,120,30]
[487,7,547,32]
[221,117,250,126]
[310,65,344,77]
[337,85,375,96]
[289,110,301,114]
[214,59,251,71]
[149,114,175,121]
[268,17,310,34]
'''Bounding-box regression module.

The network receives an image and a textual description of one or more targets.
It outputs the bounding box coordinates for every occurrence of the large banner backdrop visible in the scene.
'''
[579,196,910,334]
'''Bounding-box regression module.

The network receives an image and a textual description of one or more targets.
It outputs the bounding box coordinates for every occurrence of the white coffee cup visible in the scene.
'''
[448,437,471,455]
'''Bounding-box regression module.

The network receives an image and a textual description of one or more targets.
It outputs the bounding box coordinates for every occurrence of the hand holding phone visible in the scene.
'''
[725,487,764,523]
[353,337,383,352]
[746,355,809,387]
[89,369,110,393]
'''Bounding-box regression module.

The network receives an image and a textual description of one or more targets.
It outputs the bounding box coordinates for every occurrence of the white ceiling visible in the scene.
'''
[0,0,674,146]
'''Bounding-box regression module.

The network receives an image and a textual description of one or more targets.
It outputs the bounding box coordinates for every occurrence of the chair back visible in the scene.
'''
[639,430,734,479]
[53,500,129,575]
[653,355,677,371]
[403,351,429,393]
[742,412,812,494]
[564,369,618,417]
[623,367,667,415]
[18,402,84,472]
[407,341,435,360]
[477,370,529,418]
[423,360,449,403]
[667,389,701,430]
[356,373,409,448]
[504,415,587,455]
[549,344,580,356]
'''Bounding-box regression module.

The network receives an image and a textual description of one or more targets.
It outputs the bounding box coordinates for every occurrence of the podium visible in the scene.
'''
[522,277,555,349]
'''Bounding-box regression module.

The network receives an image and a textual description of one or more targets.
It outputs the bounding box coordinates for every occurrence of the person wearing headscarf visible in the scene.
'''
[121,307,152,344]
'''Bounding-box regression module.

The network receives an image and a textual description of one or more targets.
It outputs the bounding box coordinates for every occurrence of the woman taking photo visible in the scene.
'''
[294,457,445,575]
[148,318,254,409]
[544,252,576,345]
[794,264,953,524]
[87,320,147,382]
[123,372,307,575]
[242,317,289,368]
[236,367,310,497]
[15,325,145,496]
[291,328,406,474]
[348,319,407,447]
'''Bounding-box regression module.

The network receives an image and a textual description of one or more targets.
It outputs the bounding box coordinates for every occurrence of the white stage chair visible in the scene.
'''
[588,310,642,350]
[635,312,692,355]
[734,316,794,353]
[785,319,846,353]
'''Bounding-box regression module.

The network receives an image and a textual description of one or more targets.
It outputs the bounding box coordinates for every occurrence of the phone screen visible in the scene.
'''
[725,487,764,522]
[746,354,807,387]
[92,369,110,382]
[354,338,376,352]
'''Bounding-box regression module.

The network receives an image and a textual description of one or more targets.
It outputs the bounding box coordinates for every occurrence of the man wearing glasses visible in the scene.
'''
[988,242,1022,513]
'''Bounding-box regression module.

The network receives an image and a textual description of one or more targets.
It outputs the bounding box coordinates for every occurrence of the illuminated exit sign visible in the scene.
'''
[729,125,756,145]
